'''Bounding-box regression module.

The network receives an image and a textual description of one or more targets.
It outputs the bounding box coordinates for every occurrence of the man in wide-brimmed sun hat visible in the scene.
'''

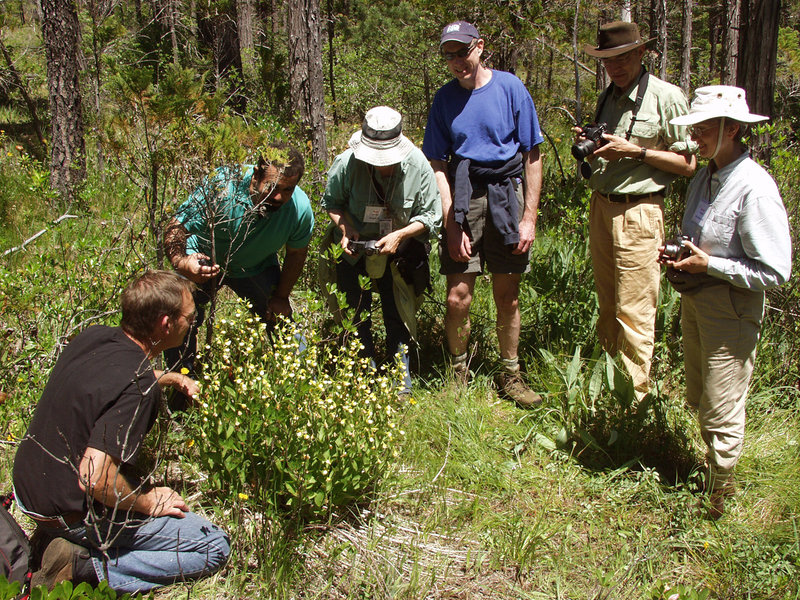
[422,20,545,408]
[660,85,791,519]
[322,106,441,394]
[579,20,698,401]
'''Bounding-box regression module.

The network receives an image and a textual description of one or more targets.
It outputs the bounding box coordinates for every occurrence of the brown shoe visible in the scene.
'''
[452,363,470,386]
[31,538,91,590]
[496,371,542,408]
[705,478,736,520]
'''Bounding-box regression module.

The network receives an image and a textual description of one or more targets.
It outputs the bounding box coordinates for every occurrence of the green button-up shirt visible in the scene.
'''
[321,147,442,242]
[589,72,697,195]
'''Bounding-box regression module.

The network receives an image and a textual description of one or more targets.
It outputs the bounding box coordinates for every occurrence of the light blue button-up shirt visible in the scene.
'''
[681,151,792,291]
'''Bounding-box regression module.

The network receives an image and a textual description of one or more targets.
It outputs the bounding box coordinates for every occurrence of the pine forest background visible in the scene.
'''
[2,0,800,598]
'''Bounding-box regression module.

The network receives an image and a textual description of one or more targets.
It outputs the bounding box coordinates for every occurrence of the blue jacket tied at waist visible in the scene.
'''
[452,152,523,246]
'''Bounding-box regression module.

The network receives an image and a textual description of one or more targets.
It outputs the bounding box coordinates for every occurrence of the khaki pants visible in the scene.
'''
[681,283,764,483]
[589,191,664,396]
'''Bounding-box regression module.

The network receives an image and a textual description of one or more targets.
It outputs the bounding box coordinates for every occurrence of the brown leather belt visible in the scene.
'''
[599,191,665,203]
[30,511,85,529]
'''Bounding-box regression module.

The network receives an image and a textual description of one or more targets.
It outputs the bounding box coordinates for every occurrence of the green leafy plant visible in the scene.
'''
[187,301,408,557]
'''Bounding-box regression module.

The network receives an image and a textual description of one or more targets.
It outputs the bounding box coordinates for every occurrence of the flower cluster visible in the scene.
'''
[188,305,406,520]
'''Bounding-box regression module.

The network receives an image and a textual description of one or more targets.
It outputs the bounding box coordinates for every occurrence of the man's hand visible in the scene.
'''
[266,295,292,322]
[592,133,641,162]
[446,225,472,263]
[144,486,189,518]
[156,371,199,400]
[338,223,360,256]
[660,240,709,273]
[514,217,536,255]
[376,231,404,255]
[177,253,220,284]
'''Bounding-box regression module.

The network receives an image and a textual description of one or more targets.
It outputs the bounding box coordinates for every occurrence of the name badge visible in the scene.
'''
[380,219,393,236]
[691,198,711,228]
[364,206,385,223]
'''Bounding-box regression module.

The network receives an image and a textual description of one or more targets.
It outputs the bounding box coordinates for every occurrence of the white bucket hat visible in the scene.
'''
[348,106,415,167]
[670,85,769,126]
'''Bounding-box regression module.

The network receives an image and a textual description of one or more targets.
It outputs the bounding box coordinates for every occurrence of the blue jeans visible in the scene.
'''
[335,257,412,392]
[43,512,230,594]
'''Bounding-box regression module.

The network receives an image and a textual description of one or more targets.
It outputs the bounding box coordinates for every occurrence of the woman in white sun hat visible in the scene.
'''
[660,85,792,518]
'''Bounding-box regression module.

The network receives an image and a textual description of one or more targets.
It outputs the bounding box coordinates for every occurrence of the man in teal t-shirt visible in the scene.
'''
[164,146,314,382]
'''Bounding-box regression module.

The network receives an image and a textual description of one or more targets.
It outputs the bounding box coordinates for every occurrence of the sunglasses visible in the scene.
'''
[441,40,477,61]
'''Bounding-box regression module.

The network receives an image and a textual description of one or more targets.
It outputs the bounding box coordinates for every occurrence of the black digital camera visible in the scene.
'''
[660,235,692,261]
[571,122,609,161]
[347,240,380,256]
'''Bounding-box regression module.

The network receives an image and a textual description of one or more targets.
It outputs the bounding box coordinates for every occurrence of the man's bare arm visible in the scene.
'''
[163,218,219,283]
[79,447,188,518]
[515,146,543,254]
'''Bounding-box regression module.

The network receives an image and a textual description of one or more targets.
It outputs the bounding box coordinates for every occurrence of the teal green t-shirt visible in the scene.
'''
[175,165,314,278]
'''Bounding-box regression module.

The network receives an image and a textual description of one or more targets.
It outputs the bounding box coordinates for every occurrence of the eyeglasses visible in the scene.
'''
[441,40,477,61]
[600,50,638,66]
[180,310,196,326]
[689,123,719,136]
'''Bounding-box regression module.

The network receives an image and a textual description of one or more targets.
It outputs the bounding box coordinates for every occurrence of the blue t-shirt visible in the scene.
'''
[175,165,315,278]
[422,70,544,166]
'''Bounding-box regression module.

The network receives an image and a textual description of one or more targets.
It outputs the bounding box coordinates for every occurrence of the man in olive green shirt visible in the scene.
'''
[581,22,696,398]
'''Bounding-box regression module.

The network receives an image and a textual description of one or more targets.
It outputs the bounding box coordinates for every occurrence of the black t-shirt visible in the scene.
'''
[13,326,160,517]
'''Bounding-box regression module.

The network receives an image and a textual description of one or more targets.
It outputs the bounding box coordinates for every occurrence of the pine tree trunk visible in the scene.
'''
[287,0,328,163]
[737,0,780,163]
[236,0,257,81]
[679,0,692,95]
[721,0,740,84]
[41,0,86,205]
[652,0,668,80]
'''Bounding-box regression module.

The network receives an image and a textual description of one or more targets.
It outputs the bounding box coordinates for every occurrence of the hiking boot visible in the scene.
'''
[31,538,94,590]
[496,371,542,408]
[452,363,470,386]
[706,478,736,520]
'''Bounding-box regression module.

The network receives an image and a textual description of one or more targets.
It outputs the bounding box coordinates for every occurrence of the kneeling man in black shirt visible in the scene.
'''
[13,270,230,593]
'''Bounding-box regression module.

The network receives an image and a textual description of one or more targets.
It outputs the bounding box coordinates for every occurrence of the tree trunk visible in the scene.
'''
[651,0,668,79]
[326,0,338,125]
[679,0,692,95]
[0,35,46,150]
[287,0,327,164]
[737,0,780,162]
[708,8,719,76]
[236,0,257,81]
[621,0,632,21]
[40,0,86,205]
[573,0,582,124]
[721,0,740,84]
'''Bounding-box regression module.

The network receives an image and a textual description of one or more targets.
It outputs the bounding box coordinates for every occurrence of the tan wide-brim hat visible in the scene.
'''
[348,106,415,167]
[584,21,651,58]
[670,86,769,126]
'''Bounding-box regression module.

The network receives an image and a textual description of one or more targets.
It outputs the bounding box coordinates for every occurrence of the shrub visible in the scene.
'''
[188,303,408,526]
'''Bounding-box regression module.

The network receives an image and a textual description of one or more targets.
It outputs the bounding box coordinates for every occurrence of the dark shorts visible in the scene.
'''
[439,183,530,275]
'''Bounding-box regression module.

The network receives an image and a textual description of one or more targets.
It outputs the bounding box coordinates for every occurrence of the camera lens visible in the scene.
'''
[571,139,597,161]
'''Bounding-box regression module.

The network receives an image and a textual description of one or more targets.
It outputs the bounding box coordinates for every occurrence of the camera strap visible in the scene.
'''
[595,68,650,141]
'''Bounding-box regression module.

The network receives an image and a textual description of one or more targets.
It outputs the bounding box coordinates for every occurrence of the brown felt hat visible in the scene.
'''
[584,21,650,58]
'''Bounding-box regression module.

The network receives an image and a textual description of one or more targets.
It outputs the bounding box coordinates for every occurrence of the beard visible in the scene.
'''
[253,201,281,218]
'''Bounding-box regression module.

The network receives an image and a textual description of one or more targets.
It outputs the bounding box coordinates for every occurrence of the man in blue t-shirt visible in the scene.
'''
[164,145,314,386]
[422,21,544,408]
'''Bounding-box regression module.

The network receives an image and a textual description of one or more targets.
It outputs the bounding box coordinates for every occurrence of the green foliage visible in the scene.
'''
[0,577,141,600]
[187,303,408,541]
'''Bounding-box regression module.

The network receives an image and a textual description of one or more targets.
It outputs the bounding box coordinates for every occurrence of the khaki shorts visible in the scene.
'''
[439,183,530,275]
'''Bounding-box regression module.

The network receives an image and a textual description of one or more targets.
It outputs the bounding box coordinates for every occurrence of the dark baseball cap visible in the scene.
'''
[440,21,480,46]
